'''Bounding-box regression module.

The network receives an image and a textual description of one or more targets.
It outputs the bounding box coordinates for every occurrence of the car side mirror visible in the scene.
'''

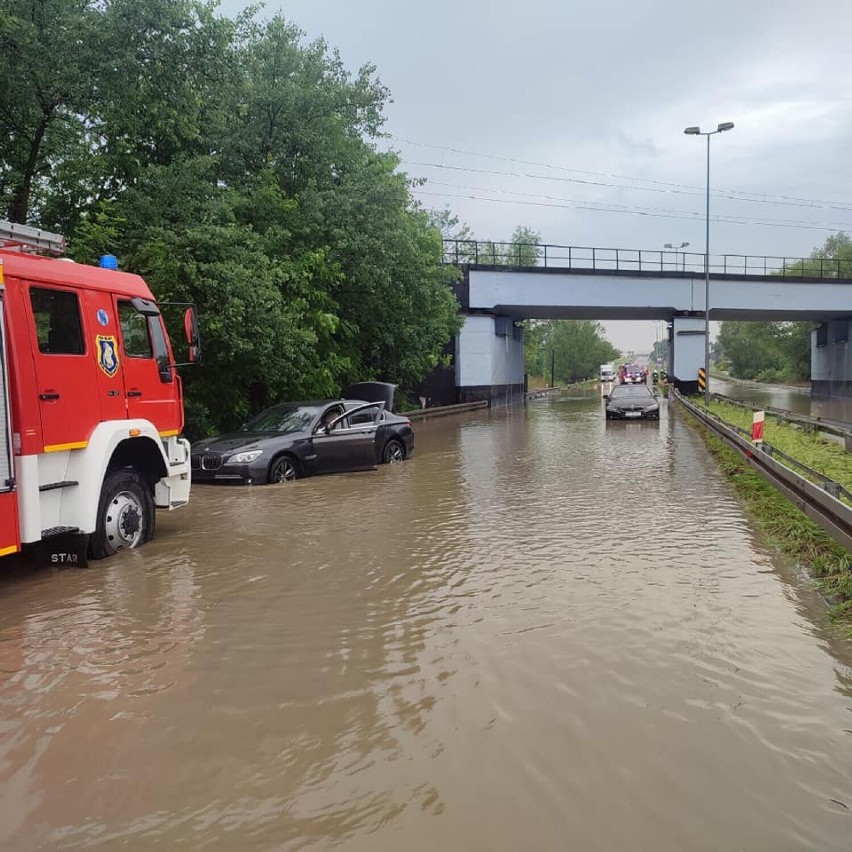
[603,394,610,401]
[184,306,201,363]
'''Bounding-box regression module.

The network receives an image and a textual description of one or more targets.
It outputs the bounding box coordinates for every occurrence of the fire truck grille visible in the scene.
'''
[192,453,222,471]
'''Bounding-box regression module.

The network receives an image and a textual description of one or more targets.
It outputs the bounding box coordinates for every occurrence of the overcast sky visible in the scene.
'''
[220,0,852,351]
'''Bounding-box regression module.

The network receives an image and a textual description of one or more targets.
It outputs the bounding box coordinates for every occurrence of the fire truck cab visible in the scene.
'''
[0,221,196,562]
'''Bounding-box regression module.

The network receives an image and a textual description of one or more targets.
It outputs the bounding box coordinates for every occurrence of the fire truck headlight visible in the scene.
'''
[227,450,264,464]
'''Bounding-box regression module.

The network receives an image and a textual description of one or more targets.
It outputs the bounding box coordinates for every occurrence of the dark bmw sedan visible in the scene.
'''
[604,384,660,420]
[191,385,414,485]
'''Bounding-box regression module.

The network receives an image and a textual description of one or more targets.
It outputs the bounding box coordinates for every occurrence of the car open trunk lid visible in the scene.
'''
[340,382,396,410]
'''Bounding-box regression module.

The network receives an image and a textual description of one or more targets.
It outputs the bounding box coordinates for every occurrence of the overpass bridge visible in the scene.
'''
[440,241,852,402]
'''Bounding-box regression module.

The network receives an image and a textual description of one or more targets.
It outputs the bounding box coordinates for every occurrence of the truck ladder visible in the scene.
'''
[0,220,66,255]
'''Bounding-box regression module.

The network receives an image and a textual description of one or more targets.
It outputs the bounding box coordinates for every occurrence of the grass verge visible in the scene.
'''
[679,404,852,633]
[704,399,852,499]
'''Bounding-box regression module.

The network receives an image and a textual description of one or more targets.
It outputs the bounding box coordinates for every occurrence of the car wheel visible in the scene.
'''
[383,439,405,464]
[269,456,299,483]
[89,468,155,559]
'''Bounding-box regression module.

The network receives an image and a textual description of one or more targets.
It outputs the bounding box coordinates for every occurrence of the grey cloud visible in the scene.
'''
[218,0,852,350]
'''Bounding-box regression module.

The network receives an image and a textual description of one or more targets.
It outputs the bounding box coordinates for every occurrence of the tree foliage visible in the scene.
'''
[525,320,619,384]
[717,233,852,384]
[782,232,852,279]
[471,225,542,266]
[0,1,461,436]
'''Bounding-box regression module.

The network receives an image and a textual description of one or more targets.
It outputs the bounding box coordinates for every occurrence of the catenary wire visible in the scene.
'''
[401,159,852,214]
[390,136,852,211]
[411,189,851,233]
[419,180,852,230]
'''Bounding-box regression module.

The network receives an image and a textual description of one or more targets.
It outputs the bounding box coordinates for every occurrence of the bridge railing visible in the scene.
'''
[442,240,852,279]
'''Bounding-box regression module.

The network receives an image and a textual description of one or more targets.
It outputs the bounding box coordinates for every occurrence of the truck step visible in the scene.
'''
[39,480,79,492]
[41,526,81,538]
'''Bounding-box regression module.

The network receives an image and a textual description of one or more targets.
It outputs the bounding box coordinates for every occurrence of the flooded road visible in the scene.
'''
[1,393,852,850]
[713,375,852,424]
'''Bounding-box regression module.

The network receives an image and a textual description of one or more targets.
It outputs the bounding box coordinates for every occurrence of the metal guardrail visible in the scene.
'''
[442,240,852,280]
[526,386,560,400]
[710,393,852,449]
[675,391,852,552]
[402,400,488,421]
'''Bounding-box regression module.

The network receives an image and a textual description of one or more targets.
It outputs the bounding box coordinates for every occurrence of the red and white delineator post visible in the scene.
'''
[751,410,765,444]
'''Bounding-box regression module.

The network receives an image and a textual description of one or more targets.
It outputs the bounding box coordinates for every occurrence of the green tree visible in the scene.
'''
[717,322,785,381]
[459,225,542,266]
[507,225,542,266]
[431,207,477,263]
[1,3,463,437]
[551,320,620,383]
[524,319,619,384]
[523,320,550,378]
[784,232,852,278]
[0,0,100,222]
[718,232,852,384]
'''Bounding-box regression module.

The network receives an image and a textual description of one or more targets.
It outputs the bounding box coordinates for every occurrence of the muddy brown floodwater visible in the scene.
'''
[714,375,852,424]
[1,391,852,851]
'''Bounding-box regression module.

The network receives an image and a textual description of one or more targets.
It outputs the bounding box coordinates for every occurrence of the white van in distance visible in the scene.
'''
[600,363,616,383]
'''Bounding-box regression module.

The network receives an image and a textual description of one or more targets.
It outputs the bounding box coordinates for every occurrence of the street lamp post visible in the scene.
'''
[684,121,734,404]
[664,241,689,272]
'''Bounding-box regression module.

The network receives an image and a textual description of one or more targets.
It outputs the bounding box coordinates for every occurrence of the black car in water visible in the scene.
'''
[191,383,414,484]
[604,384,660,420]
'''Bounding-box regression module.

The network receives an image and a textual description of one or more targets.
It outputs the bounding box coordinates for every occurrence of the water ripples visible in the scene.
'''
[0,394,850,849]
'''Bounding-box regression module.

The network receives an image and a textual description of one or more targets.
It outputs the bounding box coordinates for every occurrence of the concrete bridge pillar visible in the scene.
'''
[670,316,706,395]
[811,319,852,397]
[455,315,525,406]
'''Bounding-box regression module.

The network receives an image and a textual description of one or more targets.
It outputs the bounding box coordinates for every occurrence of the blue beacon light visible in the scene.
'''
[99,254,119,270]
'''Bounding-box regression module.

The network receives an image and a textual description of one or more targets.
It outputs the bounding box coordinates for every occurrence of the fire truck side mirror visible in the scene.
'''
[184,306,201,363]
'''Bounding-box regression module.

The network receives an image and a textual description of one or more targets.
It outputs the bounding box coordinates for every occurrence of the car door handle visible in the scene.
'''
[127,390,143,398]
[39,392,60,401]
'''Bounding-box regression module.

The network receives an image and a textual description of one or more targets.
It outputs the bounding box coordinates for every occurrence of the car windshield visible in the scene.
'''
[241,404,321,433]
[610,386,652,400]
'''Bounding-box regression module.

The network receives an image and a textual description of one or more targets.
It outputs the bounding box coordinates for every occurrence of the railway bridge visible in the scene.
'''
[440,241,852,402]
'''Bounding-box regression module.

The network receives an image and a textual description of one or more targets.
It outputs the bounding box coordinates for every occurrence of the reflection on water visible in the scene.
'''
[0,394,851,851]
[714,375,852,424]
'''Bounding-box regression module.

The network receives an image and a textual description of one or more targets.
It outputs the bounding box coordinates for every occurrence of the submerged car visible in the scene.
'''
[191,383,414,484]
[604,384,660,420]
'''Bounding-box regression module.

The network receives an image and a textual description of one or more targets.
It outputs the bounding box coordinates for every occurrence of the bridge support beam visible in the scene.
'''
[455,315,525,406]
[670,316,706,395]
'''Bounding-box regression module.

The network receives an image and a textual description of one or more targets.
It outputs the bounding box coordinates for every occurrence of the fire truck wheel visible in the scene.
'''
[89,469,156,559]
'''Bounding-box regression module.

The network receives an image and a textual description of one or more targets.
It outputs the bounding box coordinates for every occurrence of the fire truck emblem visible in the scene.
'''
[96,335,120,377]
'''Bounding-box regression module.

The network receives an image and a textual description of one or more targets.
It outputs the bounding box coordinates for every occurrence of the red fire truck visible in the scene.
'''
[0,221,198,563]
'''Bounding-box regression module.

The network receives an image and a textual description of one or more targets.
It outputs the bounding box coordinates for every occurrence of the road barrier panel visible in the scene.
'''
[402,400,489,421]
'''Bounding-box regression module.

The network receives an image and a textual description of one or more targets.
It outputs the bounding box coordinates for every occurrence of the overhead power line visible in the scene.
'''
[404,160,852,213]
[411,188,851,233]
[391,136,852,212]
[420,180,852,230]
